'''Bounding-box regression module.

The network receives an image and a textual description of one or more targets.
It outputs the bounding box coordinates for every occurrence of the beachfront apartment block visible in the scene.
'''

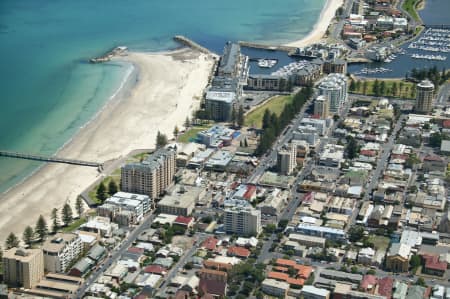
[415,80,435,114]
[42,233,83,273]
[103,192,152,221]
[318,73,347,113]
[205,91,235,122]
[224,205,261,236]
[2,247,44,289]
[121,148,176,199]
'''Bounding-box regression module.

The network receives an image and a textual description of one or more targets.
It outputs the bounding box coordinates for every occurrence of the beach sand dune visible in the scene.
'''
[0,48,215,242]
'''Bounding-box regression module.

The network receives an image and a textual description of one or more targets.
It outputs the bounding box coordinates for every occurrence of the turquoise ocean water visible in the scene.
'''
[0,0,325,193]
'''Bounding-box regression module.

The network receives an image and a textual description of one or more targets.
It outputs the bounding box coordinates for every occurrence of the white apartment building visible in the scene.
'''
[43,233,83,273]
[224,205,261,236]
[277,143,296,175]
[104,192,152,221]
[318,73,347,113]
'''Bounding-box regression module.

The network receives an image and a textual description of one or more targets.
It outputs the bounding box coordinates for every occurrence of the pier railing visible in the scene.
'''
[0,151,103,169]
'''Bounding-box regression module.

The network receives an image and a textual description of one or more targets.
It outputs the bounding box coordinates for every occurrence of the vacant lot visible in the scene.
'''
[245,95,293,128]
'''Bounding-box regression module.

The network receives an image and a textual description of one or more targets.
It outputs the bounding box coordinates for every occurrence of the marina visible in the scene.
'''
[353,67,392,76]
[408,28,450,53]
[271,60,316,77]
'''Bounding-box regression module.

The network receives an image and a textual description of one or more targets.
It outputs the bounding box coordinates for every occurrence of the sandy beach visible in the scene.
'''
[285,0,344,48]
[0,48,215,242]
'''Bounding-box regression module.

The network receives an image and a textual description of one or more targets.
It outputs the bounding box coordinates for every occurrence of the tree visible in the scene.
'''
[231,106,237,126]
[96,182,107,202]
[237,105,245,127]
[23,226,34,247]
[362,81,368,95]
[184,117,190,128]
[410,254,421,269]
[35,215,48,240]
[429,132,443,148]
[379,80,386,95]
[415,277,426,287]
[75,196,84,217]
[108,180,118,196]
[373,79,380,96]
[349,79,356,92]
[62,203,73,227]
[348,225,365,242]
[262,109,271,130]
[51,208,59,233]
[389,82,395,97]
[156,131,168,148]
[5,232,19,249]
[346,136,359,159]
[173,125,179,139]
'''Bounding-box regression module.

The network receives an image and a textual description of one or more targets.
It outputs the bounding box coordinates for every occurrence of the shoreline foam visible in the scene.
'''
[0,0,338,242]
[0,48,215,241]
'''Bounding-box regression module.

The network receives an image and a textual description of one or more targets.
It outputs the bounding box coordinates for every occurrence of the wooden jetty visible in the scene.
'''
[0,150,103,169]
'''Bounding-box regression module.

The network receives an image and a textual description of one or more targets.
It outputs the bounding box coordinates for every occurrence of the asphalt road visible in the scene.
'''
[76,212,158,298]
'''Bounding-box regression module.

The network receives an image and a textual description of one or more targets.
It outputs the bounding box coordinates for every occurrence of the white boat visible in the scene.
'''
[258,59,277,68]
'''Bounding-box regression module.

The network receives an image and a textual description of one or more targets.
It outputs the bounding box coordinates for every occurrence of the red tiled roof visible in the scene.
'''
[144,265,167,274]
[360,150,377,157]
[268,271,289,281]
[243,185,257,200]
[128,247,144,254]
[360,274,378,290]
[202,237,219,251]
[424,155,443,162]
[422,254,447,271]
[296,265,312,279]
[203,260,232,271]
[377,276,393,299]
[199,278,227,297]
[227,246,250,258]
[174,215,194,226]
[276,258,296,267]
[443,119,450,128]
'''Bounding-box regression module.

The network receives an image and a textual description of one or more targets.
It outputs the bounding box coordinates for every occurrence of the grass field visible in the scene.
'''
[244,95,293,128]
[351,79,416,99]
[62,217,87,233]
[402,0,421,22]
[177,125,212,143]
[367,235,391,251]
[88,172,121,205]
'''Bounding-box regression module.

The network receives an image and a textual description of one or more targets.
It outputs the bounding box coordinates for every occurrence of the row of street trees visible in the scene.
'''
[5,200,81,249]
[408,66,450,87]
[349,79,414,98]
[256,87,313,156]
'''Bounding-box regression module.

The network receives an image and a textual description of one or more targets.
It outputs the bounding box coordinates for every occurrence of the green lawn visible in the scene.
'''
[62,217,87,233]
[402,0,421,22]
[351,79,416,99]
[177,125,212,143]
[367,235,391,251]
[245,95,293,128]
[88,174,121,205]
